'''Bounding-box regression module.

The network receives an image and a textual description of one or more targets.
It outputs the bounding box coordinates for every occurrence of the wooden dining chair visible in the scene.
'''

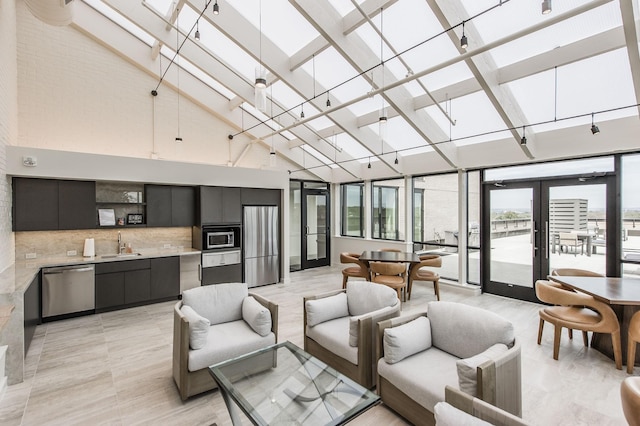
[627,310,640,374]
[621,377,640,426]
[535,280,622,369]
[407,254,442,301]
[339,252,370,289]
[369,261,407,301]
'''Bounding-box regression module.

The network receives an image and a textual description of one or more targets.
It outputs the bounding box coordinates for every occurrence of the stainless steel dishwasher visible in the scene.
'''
[42,264,95,319]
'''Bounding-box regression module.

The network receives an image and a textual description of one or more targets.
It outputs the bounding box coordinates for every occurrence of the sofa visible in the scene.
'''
[172,283,278,400]
[376,301,522,426]
[303,281,401,388]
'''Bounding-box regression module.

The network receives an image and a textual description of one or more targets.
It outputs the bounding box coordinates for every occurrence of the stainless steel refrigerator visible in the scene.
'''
[243,206,279,287]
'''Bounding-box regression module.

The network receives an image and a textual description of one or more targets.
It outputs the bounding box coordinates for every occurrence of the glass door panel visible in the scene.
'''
[302,191,330,269]
[289,182,301,272]
[545,184,607,276]
[488,187,535,288]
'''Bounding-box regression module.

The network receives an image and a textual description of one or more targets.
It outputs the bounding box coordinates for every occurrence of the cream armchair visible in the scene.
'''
[376,302,522,426]
[173,283,278,400]
[303,281,401,388]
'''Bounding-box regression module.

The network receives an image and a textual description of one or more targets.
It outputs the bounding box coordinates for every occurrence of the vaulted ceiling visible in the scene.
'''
[66,0,640,181]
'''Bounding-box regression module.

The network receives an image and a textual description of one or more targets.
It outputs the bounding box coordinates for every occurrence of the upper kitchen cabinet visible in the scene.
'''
[146,185,195,228]
[95,182,145,227]
[197,186,241,225]
[13,178,95,231]
[241,188,281,207]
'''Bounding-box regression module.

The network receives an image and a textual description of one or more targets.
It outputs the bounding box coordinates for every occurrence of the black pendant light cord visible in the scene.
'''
[152,0,211,94]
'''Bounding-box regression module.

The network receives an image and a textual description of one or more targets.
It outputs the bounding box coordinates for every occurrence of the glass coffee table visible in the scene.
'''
[208,341,380,425]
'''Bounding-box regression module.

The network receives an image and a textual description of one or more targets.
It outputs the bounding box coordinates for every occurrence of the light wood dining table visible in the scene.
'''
[548,275,640,366]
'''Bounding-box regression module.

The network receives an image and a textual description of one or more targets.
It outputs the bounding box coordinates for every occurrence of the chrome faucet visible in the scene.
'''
[118,231,124,254]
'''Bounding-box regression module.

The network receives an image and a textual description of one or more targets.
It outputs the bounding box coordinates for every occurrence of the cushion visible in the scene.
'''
[428,301,514,359]
[434,402,492,426]
[346,281,398,316]
[377,346,459,412]
[306,316,358,365]
[242,296,272,337]
[383,316,432,364]
[456,343,508,396]
[348,304,398,347]
[305,292,349,327]
[181,305,210,350]
[188,319,275,371]
[182,283,248,325]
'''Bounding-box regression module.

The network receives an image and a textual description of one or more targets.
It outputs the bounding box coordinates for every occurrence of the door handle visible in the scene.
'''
[532,225,538,258]
[198,264,202,282]
[545,221,549,260]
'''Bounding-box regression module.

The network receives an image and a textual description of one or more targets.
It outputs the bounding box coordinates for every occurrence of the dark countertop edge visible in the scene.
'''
[1,249,201,296]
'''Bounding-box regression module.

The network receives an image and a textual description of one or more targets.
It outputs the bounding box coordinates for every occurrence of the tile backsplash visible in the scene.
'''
[15,227,193,260]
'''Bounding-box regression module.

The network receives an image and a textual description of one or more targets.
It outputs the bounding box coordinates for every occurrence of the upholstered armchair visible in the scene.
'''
[376,302,522,426]
[173,283,278,400]
[303,281,401,388]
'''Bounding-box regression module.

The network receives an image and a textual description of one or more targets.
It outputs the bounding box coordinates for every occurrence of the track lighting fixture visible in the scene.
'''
[520,126,527,145]
[194,20,200,40]
[591,113,600,135]
[541,0,551,15]
[326,93,331,108]
[367,157,371,169]
[394,151,398,165]
[213,0,219,15]
[460,21,468,49]
[300,104,305,119]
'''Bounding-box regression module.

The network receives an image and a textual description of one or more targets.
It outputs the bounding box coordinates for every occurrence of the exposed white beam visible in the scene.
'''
[619,0,640,116]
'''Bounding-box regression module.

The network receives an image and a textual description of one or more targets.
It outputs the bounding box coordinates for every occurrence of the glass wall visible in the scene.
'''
[468,171,481,284]
[372,178,405,240]
[289,181,301,271]
[622,154,640,278]
[340,183,364,237]
[413,173,459,281]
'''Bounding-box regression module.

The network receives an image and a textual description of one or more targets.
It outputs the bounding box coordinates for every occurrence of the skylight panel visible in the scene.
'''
[506,48,636,133]
[365,116,431,154]
[335,132,372,162]
[301,144,336,168]
[417,62,474,93]
[325,0,356,17]
[229,0,318,56]
[143,0,174,16]
[424,91,509,146]
[85,0,155,46]
[475,1,621,67]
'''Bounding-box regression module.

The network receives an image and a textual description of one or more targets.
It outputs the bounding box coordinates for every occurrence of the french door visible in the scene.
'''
[290,180,331,271]
[483,175,614,302]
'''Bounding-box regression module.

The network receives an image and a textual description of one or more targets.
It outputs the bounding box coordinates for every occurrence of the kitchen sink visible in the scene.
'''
[100,253,142,259]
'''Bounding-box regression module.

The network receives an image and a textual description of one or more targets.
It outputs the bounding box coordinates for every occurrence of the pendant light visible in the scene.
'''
[175,10,182,143]
[213,0,219,15]
[460,21,468,49]
[254,0,267,112]
[541,0,551,15]
[269,86,276,167]
[194,20,200,40]
[591,113,600,135]
[520,126,527,145]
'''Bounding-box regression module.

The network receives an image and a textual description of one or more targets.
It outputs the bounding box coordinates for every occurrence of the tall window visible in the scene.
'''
[341,183,364,237]
[622,154,640,278]
[372,178,404,240]
[413,188,424,242]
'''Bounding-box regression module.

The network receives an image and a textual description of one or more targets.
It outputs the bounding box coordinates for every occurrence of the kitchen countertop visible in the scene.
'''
[0,247,201,296]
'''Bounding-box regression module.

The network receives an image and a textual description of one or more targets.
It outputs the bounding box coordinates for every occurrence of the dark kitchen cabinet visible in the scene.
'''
[202,264,242,285]
[150,256,180,299]
[95,272,125,311]
[24,273,41,354]
[198,186,241,225]
[13,178,59,231]
[241,188,281,207]
[124,269,151,304]
[146,185,195,228]
[13,178,95,231]
[59,180,96,230]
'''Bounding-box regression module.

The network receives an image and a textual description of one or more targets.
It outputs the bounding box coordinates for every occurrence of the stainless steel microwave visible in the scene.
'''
[205,230,235,250]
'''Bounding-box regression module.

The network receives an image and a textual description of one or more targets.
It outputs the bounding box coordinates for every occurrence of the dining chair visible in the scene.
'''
[339,252,370,289]
[558,232,583,256]
[369,261,407,301]
[621,377,640,426]
[535,280,622,369]
[379,248,401,252]
[407,254,442,301]
[627,310,640,374]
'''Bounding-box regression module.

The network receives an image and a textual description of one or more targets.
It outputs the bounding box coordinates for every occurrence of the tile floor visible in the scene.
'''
[0,265,633,425]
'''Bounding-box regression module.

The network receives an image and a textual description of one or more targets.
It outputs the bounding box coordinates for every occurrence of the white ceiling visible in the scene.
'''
[69,0,640,181]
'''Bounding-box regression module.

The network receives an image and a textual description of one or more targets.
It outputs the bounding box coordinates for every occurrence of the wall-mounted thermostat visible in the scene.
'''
[22,156,37,167]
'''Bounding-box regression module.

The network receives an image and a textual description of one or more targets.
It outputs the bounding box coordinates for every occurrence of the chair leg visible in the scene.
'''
[553,324,562,360]
[582,331,589,347]
[433,278,440,301]
[342,275,348,289]
[538,318,545,345]
[612,330,623,370]
[628,335,637,374]
[407,277,413,300]
[568,329,573,339]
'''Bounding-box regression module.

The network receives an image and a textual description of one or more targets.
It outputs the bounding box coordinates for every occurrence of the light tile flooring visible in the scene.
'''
[0,265,634,425]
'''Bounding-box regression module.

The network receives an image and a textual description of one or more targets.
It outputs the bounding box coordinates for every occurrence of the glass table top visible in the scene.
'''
[208,341,379,426]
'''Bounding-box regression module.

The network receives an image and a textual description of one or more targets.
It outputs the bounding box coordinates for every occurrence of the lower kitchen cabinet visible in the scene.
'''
[202,264,242,285]
[95,257,179,312]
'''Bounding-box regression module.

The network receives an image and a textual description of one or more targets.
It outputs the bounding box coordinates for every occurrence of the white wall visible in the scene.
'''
[0,0,18,272]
